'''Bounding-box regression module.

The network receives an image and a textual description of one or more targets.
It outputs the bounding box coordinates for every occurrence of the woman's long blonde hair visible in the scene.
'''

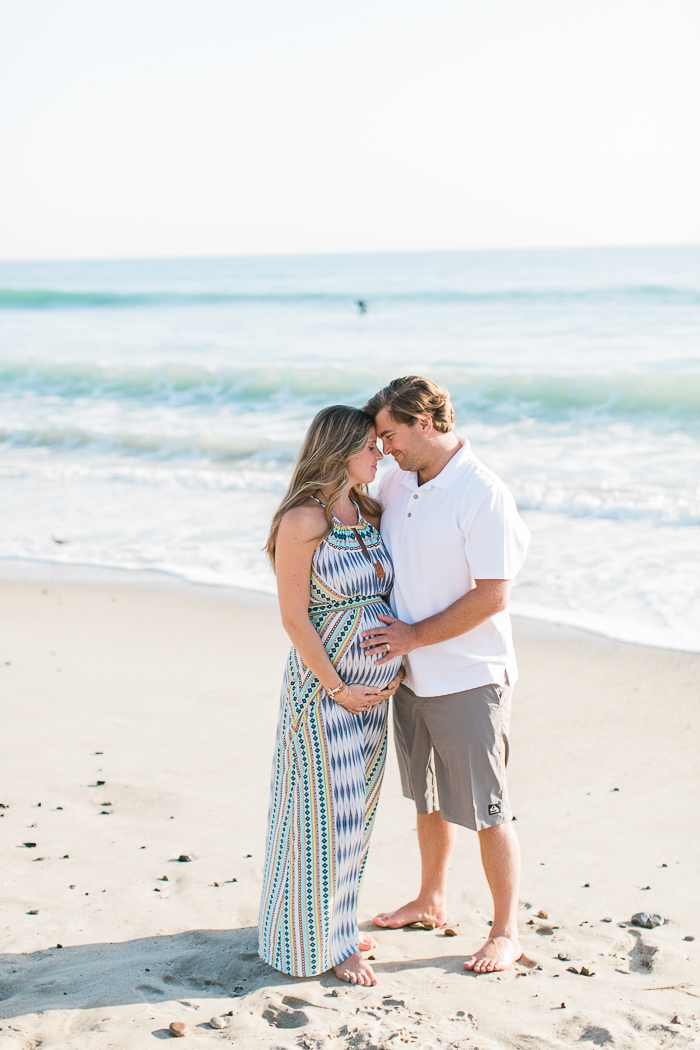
[266,405,382,569]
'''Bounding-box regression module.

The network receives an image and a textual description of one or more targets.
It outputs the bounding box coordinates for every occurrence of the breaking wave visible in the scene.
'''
[1,284,700,310]
[2,360,700,426]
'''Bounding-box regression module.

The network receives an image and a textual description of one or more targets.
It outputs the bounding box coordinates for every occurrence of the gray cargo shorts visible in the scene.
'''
[393,679,513,832]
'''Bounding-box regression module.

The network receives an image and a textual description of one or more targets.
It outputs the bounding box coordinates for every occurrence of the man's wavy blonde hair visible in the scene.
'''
[266,405,382,569]
[364,375,455,432]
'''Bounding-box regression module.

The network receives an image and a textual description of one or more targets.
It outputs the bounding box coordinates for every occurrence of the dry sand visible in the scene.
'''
[1,566,698,1050]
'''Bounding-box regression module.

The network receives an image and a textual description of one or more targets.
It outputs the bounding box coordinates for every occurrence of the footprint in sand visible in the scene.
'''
[282,995,314,1010]
[579,1023,614,1045]
[629,932,658,972]
[135,983,167,999]
[262,1001,310,1029]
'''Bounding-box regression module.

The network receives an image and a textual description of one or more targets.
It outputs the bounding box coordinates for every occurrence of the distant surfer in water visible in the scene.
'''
[357,299,368,314]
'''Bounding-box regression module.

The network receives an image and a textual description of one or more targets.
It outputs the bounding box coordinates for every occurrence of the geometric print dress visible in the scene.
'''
[259,505,403,977]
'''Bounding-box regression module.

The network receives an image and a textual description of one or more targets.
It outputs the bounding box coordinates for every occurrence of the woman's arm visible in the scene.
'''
[276,505,389,713]
[276,504,343,691]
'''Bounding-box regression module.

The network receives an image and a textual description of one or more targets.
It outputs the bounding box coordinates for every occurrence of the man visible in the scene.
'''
[361,376,530,973]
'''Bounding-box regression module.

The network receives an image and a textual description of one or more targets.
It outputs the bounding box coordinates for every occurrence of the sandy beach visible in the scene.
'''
[1,567,698,1050]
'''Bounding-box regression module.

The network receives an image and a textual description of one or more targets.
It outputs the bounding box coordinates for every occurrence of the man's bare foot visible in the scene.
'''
[334,951,378,986]
[372,899,447,930]
[463,934,521,973]
[358,934,377,952]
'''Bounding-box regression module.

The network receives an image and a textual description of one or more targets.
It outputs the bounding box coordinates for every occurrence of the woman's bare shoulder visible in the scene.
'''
[278,500,328,543]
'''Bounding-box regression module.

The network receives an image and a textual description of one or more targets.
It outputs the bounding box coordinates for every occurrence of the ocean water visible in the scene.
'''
[1,246,699,651]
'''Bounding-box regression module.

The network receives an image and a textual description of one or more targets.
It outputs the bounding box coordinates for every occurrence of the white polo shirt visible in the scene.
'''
[377,440,530,697]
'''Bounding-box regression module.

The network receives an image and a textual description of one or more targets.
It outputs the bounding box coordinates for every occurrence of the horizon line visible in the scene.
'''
[1,241,699,267]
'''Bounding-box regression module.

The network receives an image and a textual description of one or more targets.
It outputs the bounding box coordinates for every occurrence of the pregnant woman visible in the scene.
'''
[259,406,403,986]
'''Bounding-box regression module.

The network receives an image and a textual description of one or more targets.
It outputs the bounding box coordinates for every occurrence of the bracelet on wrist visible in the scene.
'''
[337,683,352,705]
[330,682,352,706]
[326,680,345,701]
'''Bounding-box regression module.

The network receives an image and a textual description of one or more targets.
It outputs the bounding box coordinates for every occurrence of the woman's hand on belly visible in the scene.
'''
[378,669,405,699]
[333,682,386,715]
[332,669,402,714]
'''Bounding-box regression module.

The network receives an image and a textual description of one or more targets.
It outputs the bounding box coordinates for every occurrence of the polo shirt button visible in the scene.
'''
[407,512,411,517]
[413,494,418,499]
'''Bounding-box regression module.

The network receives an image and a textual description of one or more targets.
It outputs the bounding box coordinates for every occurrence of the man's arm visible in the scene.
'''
[360,579,511,665]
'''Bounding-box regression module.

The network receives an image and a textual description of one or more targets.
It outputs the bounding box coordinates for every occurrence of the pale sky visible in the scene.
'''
[0,0,698,261]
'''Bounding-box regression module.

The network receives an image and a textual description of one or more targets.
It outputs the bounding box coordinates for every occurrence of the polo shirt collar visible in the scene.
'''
[397,438,472,491]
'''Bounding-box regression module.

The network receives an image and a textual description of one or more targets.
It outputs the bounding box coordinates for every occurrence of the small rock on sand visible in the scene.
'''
[444,928,458,937]
[169,1021,187,1037]
[209,1017,227,1029]
[632,912,664,929]
[178,855,193,863]
[537,910,549,919]
[683,935,694,941]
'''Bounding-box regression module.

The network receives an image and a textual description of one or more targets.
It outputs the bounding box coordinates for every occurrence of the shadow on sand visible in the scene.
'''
[0,927,284,1020]
[1,925,477,1023]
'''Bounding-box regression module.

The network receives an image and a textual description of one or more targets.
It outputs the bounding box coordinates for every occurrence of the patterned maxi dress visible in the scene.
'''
[259,507,402,977]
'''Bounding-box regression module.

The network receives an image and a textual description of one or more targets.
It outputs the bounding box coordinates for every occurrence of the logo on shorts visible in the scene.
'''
[488,803,502,815]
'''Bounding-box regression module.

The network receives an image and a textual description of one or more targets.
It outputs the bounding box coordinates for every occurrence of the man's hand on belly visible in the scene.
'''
[361,580,512,664]
[360,614,418,665]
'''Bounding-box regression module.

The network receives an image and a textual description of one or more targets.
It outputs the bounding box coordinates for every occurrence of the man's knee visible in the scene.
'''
[418,809,446,820]
[477,821,517,841]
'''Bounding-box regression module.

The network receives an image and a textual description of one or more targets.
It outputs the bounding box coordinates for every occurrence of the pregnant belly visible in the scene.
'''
[330,600,403,690]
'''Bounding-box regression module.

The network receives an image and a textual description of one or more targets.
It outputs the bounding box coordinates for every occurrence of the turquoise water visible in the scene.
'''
[1,246,698,650]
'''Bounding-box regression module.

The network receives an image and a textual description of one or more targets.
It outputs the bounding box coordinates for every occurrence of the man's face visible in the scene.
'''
[374,407,431,472]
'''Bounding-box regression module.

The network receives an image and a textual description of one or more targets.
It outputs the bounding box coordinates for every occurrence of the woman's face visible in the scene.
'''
[346,427,383,486]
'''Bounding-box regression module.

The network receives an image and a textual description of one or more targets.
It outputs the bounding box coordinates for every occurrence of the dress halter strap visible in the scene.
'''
[309,493,385,581]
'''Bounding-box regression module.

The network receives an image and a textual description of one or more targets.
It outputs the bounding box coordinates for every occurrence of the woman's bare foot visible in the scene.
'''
[463,934,521,973]
[334,951,378,986]
[372,898,447,929]
[358,934,377,952]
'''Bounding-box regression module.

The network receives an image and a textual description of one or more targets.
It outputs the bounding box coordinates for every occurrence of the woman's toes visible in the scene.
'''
[334,951,377,986]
